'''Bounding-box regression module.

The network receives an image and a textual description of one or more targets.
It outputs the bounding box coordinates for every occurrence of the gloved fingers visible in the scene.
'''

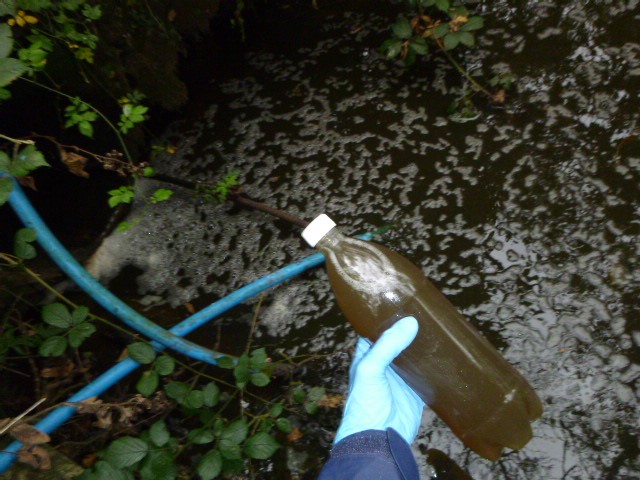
[356,316,418,377]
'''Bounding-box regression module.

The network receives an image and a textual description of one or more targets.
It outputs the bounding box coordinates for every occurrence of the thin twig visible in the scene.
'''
[0,397,47,435]
[245,295,265,354]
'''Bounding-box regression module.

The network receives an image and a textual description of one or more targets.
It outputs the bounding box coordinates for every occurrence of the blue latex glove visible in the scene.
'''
[334,316,425,445]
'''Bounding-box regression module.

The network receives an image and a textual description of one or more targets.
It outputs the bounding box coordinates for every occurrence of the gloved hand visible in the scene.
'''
[334,316,425,445]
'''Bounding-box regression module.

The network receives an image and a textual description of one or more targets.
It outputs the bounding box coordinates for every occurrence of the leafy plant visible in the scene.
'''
[0,142,50,205]
[64,97,98,138]
[197,171,241,204]
[38,302,96,356]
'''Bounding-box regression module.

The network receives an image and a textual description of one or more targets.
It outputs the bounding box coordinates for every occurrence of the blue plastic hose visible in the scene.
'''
[0,175,374,472]
[6,176,233,364]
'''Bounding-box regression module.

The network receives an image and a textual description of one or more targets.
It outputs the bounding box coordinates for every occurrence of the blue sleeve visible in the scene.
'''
[318,428,420,480]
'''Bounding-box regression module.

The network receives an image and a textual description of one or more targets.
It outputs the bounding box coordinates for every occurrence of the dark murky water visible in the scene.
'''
[88,1,640,478]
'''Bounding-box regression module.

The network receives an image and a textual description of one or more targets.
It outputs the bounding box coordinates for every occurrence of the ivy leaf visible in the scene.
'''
[249,348,267,369]
[153,355,175,376]
[78,120,93,138]
[197,449,222,480]
[127,342,156,364]
[218,442,242,460]
[103,436,149,468]
[0,151,10,172]
[42,303,72,328]
[136,370,159,397]
[0,57,27,88]
[39,336,67,357]
[150,188,173,204]
[139,448,176,480]
[0,177,13,204]
[269,403,283,417]
[304,401,319,415]
[68,321,96,347]
[14,227,37,259]
[391,17,412,40]
[149,420,170,447]
[244,432,280,460]
[461,16,484,31]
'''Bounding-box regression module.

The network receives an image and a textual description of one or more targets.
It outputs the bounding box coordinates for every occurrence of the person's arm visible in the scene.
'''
[318,316,424,480]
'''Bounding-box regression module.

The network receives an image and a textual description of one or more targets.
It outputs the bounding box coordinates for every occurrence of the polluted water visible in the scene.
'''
[87,0,640,478]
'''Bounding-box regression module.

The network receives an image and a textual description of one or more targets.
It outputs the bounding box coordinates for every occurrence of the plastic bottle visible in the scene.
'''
[302,214,543,461]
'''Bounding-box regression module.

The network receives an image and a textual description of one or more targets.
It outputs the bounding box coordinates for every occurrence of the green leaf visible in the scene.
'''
[0,177,13,205]
[153,355,175,376]
[10,145,49,177]
[127,342,156,364]
[14,227,37,259]
[68,322,96,347]
[150,188,173,203]
[409,37,428,55]
[433,23,450,39]
[269,403,283,418]
[250,372,270,387]
[136,370,159,397]
[71,306,89,325]
[149,420,170,447]
[84,461,130,480]
[203,382,220,407]
[244,432,280,460]
[42,303,72,328]
[79,120,94,138]
[218,441,242,460]
[461,16,484,31]
[444,32,461,50]
[249,348,267,369]
[0,57,26,88]
[164,381,189,403]
[434,0,449,11]
[0,151,10,172]
[233,356,250,388]
[142,166,155,177]
[0,24,13,59]
[103,436,149,468]
[276,417,292,433]
[307,386,326,402]
[216,356,235,369]
[197,449,222,480]
[184,390,204,409]
[292,387,306,404]
[220,419,248,445]
[304,401,319,415]
[381,38,402,59]
[0,1,16,17]
[139,448,176,480]
[391,17,412,40]
[39,335,67,356]
[188,427,215,445]
[459,31,475,47]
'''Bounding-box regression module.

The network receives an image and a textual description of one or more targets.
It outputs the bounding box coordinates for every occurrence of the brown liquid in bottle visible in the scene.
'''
[316,229,543,461]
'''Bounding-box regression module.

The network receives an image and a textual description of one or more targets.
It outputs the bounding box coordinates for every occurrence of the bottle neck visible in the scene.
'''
[316,227,346,253]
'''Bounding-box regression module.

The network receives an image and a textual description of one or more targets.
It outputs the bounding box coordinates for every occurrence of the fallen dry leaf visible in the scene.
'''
[61,151,90,178]
[82,453,99,468]
[75,397,103,414]
[17,176,37,191]
[492,89,507,104]
[41,361,75,378]
[287,426,304,443]
[317,394,344,409]
[184,303,196,314]
[10,424,50,445]
[18,445,51,470]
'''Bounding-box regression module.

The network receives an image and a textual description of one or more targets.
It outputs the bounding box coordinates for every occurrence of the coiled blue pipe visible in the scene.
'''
[0,175,374,472]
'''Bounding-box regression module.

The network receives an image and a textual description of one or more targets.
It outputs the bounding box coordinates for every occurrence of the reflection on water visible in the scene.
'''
[89,0,639,478]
